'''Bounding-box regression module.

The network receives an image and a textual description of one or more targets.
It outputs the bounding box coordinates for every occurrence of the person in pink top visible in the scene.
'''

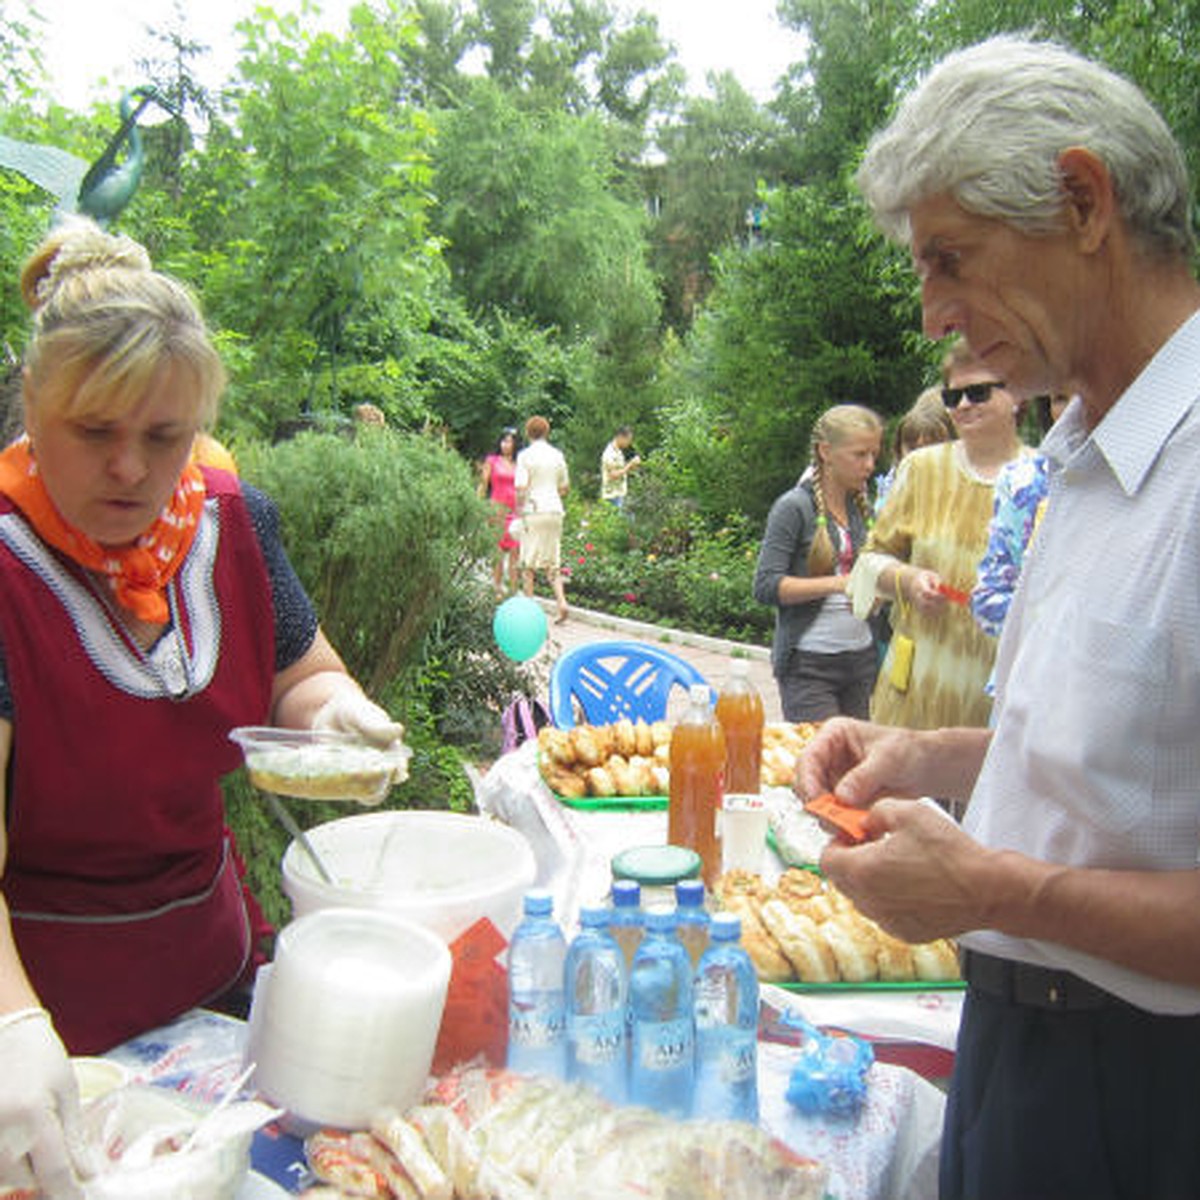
[478,427,520,597]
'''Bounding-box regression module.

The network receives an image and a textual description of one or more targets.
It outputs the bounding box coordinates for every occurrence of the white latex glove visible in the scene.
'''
[313,688,406,748]
[0,1009,88,1199]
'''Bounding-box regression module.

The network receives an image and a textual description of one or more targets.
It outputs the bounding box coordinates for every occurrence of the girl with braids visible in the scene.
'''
[753,405,883,721]
[848,342,1033,731]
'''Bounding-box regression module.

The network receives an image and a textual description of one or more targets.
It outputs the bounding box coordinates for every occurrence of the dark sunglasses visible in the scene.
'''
[942,381,1006,408]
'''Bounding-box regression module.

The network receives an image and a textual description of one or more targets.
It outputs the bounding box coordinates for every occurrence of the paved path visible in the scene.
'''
[523,597,782,723]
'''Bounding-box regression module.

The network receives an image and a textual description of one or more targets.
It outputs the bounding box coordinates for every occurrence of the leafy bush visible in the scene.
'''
[562,497,772,644]
[237,427,492,693]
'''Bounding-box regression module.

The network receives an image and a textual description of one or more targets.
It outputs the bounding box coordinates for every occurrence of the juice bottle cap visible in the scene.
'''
[688,683,711,706]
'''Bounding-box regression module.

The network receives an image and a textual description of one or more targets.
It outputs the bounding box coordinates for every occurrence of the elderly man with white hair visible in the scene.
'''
[799,36,1200,1200]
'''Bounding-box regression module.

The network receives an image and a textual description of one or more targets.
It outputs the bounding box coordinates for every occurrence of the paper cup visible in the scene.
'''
[720,794,769,873]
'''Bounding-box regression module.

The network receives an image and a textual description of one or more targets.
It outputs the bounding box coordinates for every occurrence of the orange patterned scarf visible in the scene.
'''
[0,438,206,625]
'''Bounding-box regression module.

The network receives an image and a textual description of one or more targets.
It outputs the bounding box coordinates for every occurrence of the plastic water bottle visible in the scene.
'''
[693,912,759,1123]
[628,908,695,1117]
[506,890,567,1079]
[674,878,710,968]
[609,879,644,971]
[564,906,628,1104]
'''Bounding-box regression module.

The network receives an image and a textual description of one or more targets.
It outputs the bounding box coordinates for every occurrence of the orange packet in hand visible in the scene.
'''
[936,582,970,606]
[804,792,872,844]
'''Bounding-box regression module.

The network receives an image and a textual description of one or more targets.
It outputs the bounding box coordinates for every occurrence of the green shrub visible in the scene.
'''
[238,428,493,693]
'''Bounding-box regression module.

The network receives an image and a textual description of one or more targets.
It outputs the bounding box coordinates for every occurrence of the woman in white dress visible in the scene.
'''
[514,415,570,623]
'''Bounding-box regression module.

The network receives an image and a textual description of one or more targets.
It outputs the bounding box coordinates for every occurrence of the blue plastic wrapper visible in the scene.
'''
[782,1015,874,1119]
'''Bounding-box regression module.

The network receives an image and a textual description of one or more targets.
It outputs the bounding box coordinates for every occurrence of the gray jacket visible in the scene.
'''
[752,479,872,678]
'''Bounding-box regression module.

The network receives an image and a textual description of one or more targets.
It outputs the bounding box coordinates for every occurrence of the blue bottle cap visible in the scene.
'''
[709,912,741,941]
[675,878,705,907]
[579,906,609,928]
[611,879,641,907]
[523,889,553,917]
[644,907,678,934]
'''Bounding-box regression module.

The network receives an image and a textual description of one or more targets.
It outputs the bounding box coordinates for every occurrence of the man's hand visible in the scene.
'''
[820,800,993,943]
[795,717,927,807]
[796,718,990,810]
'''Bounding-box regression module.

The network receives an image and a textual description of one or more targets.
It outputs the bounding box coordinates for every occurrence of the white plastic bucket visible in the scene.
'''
[280,810,536,944]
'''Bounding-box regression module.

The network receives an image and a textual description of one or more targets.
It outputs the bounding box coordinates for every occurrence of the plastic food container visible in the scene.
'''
[247,908,451,1131]
[612,844,702,911]
[280,810,537,943]
[229,726,412,804]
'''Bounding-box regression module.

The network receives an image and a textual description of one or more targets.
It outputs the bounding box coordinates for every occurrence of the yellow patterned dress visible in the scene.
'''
[852,440,1032,730]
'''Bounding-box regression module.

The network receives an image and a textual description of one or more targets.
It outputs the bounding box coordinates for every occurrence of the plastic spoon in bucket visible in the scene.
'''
[261,790,335,885]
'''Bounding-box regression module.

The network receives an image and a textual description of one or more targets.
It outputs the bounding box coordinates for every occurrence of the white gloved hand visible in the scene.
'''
[0,1009,88,1199]
[313,688,406,748]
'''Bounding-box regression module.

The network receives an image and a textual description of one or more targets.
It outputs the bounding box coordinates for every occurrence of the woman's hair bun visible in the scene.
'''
[21,217,152,311]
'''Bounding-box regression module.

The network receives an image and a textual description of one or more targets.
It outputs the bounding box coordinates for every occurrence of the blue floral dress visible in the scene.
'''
[971,453,1050,638]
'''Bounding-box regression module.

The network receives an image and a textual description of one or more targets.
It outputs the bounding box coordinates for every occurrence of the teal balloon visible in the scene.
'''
[493,595,548,662]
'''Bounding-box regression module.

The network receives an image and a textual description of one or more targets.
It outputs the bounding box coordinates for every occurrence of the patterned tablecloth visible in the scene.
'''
[110,1006,946,1200]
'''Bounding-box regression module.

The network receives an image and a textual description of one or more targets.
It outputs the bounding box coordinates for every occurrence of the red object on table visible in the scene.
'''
[432,917,509,1073]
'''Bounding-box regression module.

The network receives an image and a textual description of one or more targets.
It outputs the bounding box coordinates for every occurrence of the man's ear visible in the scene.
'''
[1057,146,1116,254]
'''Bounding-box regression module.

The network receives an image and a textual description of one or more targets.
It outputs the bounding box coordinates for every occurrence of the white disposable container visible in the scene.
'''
[248,907,450,1131]
[281,810,536,943]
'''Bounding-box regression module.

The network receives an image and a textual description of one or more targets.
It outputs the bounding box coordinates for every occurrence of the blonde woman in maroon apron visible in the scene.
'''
[0,219,403,1198]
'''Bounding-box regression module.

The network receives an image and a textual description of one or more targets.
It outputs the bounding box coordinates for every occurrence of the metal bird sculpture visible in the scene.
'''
[0,85,168,226]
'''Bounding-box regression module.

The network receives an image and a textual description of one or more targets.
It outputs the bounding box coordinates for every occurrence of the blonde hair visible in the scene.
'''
[20,217,225,427]
[807,404,883,576]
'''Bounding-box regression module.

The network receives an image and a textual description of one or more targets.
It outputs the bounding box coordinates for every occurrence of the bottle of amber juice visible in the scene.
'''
[715,659,764,795]
[668,685,726,885]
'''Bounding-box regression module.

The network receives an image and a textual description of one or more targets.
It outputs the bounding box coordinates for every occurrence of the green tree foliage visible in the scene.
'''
[651,73,783,327]
[173,3,443,432]
[432,77,658,346]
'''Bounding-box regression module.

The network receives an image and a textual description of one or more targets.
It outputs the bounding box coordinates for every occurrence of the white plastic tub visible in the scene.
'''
[281,810,536,943]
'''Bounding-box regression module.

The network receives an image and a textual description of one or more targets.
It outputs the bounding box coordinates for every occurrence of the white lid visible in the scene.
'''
[688,683,710,705]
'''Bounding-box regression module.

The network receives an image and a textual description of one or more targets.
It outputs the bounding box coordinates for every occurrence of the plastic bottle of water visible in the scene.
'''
[693,911,759,1123]
[564,906,628,1104]
[506,889,567,1079]
[608,879,644,971]
[628,907,695,1117]
[674,878,711,968]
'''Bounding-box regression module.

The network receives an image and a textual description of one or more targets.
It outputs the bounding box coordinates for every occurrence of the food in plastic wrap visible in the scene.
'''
[715,868,961,985]
[302,1066,827,1200]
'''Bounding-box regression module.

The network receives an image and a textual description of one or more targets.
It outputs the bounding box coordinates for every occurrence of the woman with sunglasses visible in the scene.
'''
[848,340,1033,730]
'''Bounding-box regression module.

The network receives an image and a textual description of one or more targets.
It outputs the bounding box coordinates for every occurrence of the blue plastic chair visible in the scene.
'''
[549,640,709,728]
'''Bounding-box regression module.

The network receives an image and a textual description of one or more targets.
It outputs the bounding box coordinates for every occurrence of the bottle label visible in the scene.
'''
[704,1031,756,1084]
[636,1017,694,1072]
[510,999,565,1049]
[570,1011,624,1065]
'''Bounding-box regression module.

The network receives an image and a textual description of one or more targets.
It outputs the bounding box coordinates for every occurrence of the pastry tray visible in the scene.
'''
[777,979,965,992]
[555,791,668,811]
